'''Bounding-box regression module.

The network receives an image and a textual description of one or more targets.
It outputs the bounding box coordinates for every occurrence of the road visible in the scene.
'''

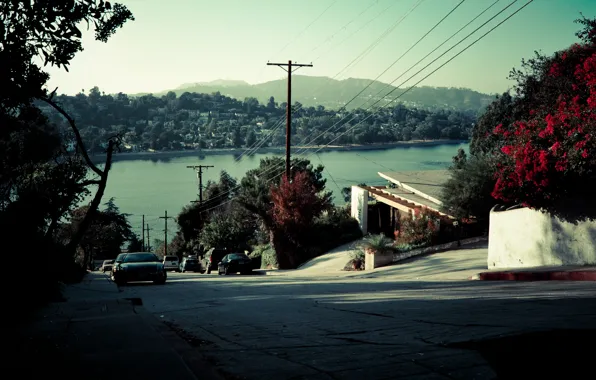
[118,244,596,379]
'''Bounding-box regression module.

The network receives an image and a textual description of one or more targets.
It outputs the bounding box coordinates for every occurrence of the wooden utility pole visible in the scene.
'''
[267,60,313,179]
[186,165,214,203]
[141,214,145,251]
[159,210,174,256]
[146,224,152,252]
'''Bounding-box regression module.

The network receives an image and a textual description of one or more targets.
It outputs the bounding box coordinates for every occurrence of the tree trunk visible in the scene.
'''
[66,141,115,257]
[270,228,298,269]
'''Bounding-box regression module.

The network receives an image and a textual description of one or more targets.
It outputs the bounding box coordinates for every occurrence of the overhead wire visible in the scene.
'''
[292,0,473,156]
[298,0,534,161]
[292,0,512,157]
[180,0,531,213]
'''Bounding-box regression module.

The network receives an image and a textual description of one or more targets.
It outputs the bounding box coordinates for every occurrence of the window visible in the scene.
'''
[123,253,160,263]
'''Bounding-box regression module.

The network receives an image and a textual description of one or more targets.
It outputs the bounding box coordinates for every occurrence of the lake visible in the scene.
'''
[90,142,468,242]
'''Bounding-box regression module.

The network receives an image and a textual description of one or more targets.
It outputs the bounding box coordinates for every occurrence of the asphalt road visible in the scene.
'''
[118,247,596,380]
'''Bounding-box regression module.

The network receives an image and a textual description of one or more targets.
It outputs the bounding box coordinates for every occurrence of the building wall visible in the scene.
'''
[351,186,368,234]
[488,206,596,268]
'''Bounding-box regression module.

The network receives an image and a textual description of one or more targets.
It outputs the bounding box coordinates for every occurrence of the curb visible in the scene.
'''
[472,270,596,282]
[131,300,225,380]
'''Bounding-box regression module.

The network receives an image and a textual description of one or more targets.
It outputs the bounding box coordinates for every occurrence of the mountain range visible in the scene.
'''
[134,75,497,112]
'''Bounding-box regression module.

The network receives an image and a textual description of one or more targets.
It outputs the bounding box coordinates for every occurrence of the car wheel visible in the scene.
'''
[224,266,230,275]
[207,268,211,274]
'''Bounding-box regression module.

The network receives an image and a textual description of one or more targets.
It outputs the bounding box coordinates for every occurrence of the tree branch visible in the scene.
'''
[78,179,101,187]
[40,97,103,177]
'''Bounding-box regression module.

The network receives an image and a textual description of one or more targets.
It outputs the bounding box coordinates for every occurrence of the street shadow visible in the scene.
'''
[134,277,596,379]
[449,329,596,379]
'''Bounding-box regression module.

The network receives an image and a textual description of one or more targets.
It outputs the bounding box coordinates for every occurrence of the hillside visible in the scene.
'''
[140,76,495,113]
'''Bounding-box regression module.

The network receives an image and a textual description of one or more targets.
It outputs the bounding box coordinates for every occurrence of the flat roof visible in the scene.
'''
[378,170,450,203]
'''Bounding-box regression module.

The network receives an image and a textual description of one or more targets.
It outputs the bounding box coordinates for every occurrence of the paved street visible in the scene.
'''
[119,244,596,379]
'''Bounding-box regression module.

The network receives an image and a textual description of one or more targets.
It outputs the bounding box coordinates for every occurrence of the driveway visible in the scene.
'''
[118,247,596,379]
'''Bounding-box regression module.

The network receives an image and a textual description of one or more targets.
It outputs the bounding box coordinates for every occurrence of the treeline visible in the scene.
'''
[38,87,477,154]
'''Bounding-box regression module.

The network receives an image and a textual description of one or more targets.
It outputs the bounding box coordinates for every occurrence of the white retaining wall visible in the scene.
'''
[487,206,596,269]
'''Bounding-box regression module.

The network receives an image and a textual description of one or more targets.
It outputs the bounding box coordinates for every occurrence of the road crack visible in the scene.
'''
[413,319,505,328]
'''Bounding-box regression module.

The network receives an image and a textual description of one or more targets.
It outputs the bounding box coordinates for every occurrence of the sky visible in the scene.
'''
[44,0,596,96]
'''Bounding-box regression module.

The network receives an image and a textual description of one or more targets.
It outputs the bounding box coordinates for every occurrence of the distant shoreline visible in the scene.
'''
[91,139,468,164]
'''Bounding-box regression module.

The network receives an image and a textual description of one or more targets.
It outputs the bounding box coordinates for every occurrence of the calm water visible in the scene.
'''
[89,143,468,241]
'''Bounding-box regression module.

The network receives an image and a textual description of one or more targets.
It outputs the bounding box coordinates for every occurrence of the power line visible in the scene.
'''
[293,0,517,156]
[313,0,402,62]
[300,0,534,160]
[243,0,529,192]
[334,0,426,80]
[308,0,382,57]
[270,0,338,60]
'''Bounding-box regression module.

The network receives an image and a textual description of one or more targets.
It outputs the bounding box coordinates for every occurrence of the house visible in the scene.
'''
[350,170,455,237]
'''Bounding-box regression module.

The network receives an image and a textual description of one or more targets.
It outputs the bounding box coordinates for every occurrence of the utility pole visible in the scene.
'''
[141,214,145,251]
[146,224,152,252]
[267,60,313,180]
[159,210,174,256]
[186,165,214,204]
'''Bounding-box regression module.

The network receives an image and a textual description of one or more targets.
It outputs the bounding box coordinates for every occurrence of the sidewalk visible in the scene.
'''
[7,272,222,380]
[472,265,596,281]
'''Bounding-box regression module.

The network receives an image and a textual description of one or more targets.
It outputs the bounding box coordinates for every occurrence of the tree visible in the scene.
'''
[237,157,331,230]
[440,154,496,226]
[245,128,257,148]
[0,0,135,273]
[491,14,596,218]
[127,234,143,252]
[66,198,134,269]
[199,204,255,252]
[269,171,331,269]
[341,183,367,203]
[0,0,134,113]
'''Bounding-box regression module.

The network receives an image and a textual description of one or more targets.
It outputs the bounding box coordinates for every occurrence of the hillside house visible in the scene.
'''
[351,170,456,237]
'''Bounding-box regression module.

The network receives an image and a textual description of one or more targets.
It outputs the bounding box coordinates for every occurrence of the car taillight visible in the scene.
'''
[209,256,213,262]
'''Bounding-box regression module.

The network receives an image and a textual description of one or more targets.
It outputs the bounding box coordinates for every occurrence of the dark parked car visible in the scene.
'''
[217,253,252,275]
[111,252,167,286]
[202,248,228,274]
[179,257,202,273]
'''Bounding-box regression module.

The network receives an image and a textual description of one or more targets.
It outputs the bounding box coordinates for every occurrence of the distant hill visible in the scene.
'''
[175,79,250,89]
[139,75,495,112]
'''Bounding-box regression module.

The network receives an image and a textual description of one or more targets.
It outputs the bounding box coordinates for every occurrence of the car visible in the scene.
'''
[217,253,253,275]
[162,255,180,272]
[111,252,167,286]
[100,259,114,273]
[202,248,228,274]
[179,257,202,273]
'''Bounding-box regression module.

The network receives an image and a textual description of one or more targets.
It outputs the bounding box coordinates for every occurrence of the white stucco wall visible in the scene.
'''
[351,186,368,235]
[487,206,596,269]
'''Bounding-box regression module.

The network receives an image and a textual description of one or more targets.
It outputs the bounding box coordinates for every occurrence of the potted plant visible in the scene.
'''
[360,234,395,270]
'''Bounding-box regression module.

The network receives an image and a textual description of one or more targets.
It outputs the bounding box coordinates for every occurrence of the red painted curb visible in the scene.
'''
[477,270,596,281]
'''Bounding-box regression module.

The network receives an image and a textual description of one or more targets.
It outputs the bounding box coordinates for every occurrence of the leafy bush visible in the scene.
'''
[250,244,278,269]
[345,248,365,271]
[395,208,442,247]
[306,207,363,260]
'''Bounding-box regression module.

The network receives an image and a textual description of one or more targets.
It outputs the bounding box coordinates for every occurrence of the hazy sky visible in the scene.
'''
[44,0,596,96]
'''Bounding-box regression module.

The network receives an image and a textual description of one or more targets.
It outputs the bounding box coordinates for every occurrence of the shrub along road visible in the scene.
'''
[120,248,596,380]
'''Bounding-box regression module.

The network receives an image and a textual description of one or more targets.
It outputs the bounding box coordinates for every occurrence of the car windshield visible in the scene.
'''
[103,260,114,265]
[123,253,159,263]
[164,256,178,261]
[186,259,198,264]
